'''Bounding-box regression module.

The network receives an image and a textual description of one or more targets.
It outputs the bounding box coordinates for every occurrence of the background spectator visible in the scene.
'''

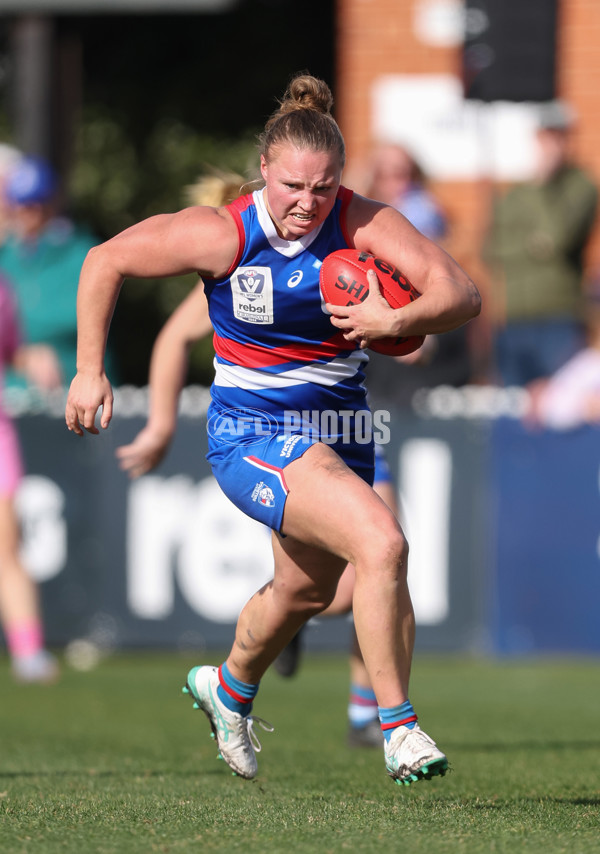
[358,142,473,409]
[525,278,600,430]
[364,142,447,242]
[0,155,118,391]
[484,101,598,387]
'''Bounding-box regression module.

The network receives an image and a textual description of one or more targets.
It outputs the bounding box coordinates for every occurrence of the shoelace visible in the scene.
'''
[246,716,274,753]
[388,725,436,752]
[408,728,437,748]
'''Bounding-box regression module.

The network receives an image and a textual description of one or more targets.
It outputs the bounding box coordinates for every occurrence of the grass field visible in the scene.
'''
[0,653,598,853]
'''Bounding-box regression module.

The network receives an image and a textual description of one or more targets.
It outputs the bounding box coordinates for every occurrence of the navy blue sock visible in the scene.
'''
[378,700,418,743]
[216,662,259,718]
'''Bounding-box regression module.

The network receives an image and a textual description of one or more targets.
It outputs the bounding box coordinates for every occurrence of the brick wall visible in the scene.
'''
[335,0,600,276]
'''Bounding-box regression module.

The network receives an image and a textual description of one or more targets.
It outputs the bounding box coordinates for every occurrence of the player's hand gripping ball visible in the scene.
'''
[319,249,425,356]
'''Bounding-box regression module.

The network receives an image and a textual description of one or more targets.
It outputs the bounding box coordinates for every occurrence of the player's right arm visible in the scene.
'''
[65,205,238,436]
[331,194,481,348]
[115,283,213,478]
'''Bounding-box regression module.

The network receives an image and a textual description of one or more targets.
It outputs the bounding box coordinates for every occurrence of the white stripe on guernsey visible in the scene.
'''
[243,456,288,493]
[254,188,324,258]
[213,352,368,389]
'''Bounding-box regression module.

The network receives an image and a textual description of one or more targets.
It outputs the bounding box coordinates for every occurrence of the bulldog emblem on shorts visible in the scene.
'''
[251,481,275,508]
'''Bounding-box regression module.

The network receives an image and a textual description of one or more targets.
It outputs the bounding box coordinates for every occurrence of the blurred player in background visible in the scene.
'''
[0,274,59,683]
[66,73,480,786]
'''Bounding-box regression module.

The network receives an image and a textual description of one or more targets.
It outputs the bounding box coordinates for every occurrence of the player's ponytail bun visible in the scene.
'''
[277,74,334,118]
[259,73,345,167]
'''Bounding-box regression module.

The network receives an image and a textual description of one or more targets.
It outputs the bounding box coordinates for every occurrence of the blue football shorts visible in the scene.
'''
[206,407,375,533]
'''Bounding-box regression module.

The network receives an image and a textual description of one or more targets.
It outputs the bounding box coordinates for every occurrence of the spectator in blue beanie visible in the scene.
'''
[0,155,118,391]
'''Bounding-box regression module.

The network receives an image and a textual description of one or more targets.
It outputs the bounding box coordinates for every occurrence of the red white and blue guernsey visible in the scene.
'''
[204,186,374,532]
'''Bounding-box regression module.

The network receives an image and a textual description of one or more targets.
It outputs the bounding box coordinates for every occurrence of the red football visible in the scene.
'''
[319,249,425,356]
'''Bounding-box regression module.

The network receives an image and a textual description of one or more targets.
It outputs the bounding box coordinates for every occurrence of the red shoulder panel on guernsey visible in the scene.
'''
[223,193,254,275]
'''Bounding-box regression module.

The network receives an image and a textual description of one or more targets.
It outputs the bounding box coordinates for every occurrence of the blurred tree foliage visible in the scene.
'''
[0,4,334,385]
[58,5,334,386]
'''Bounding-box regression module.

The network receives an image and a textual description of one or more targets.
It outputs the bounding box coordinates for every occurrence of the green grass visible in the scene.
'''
[0,653,599,853]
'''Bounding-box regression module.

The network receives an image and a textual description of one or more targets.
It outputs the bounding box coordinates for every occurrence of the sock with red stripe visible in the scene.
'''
[378,699,418,742]
[216,661,259,718]
[348,683,378,728]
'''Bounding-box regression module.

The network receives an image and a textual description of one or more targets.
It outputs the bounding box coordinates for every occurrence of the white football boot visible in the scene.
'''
[384,724,449,786]
[183,665,273,780]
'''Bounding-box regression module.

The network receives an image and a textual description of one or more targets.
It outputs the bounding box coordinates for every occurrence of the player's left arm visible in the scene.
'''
[330,195,481,345]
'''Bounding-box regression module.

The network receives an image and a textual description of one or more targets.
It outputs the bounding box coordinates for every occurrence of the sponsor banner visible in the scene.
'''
[489,419,600,654]
[13,408,599,655]
[12,411,487,654]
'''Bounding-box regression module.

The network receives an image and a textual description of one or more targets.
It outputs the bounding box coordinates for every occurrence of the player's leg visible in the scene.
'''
[278,441,413,706]
[346,624,382,747]
[184,443,387,778]
[184,533,346,778]
[227,532,346,684]
[210,440,410,703]
[186,441,445,783]
[0,495,58,683]
[277,443,447,784]
[346,461,402,746]
[272,547,356,679]
[310,472,402,745]
[322,560,355,615]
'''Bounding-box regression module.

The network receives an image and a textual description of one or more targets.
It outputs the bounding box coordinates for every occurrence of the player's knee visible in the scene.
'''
[358,524,409,584]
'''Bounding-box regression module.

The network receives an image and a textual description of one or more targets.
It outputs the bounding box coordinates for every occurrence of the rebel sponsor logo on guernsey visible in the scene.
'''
[231,266,274,324]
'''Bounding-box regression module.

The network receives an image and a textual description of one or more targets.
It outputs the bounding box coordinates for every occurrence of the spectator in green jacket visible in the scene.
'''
[484,100,598,386]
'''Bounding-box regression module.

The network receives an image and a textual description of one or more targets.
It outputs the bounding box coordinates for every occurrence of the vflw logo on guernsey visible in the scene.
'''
[231,266,274,324]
